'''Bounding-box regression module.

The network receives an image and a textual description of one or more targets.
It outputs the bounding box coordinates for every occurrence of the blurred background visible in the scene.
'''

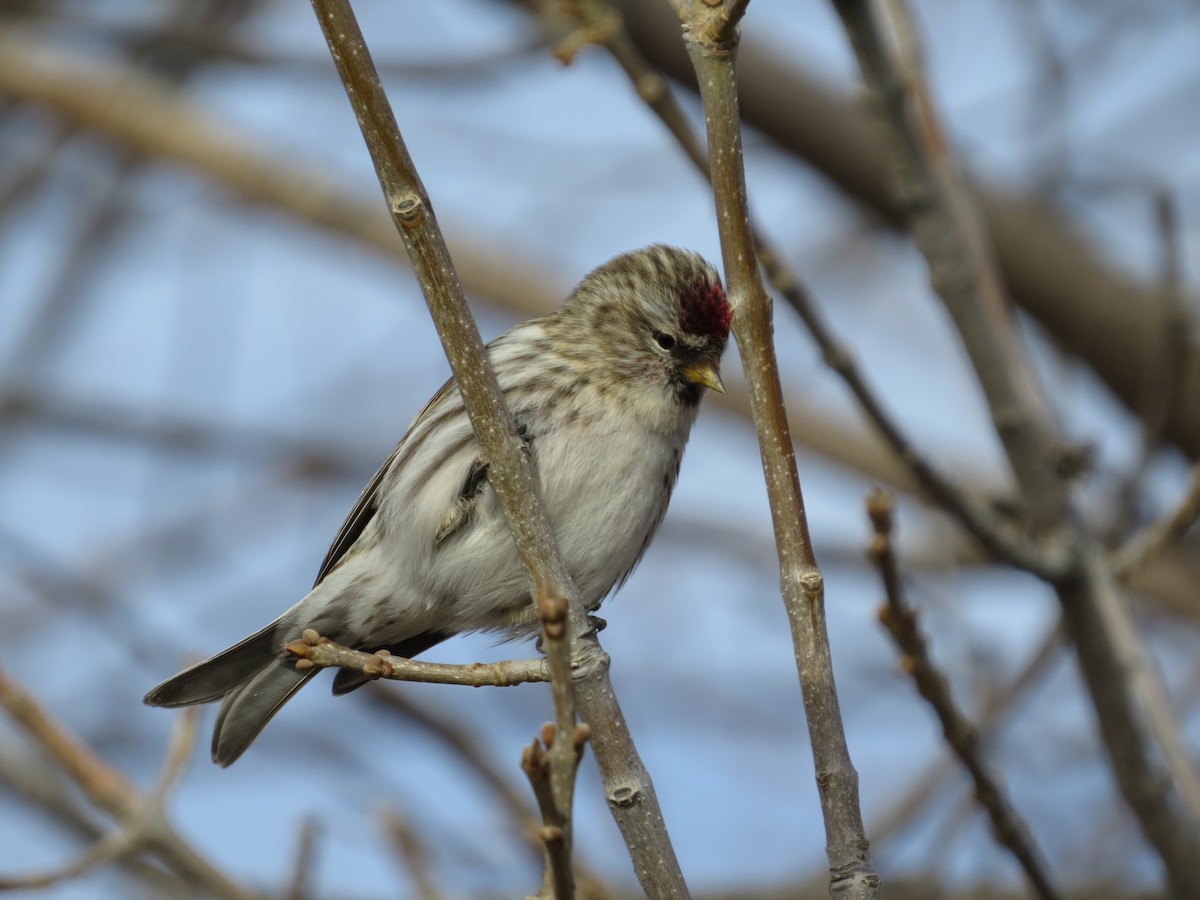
[1,0,1199,897]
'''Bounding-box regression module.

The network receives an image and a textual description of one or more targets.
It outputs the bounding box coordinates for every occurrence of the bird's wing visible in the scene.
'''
[312,375,459,587]
[313,321,546,586]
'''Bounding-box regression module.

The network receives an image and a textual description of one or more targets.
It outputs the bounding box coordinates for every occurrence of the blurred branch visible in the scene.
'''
[365,689,550,862]
[835,0,1065,531]
[285,630,550,687]
[0,155,134,451]
[680,3,878,897]
[0,26,1004,505]
[283,817,319,900]
[0,740,190,894]
[0,27,565,319]
[1115,462,1200,580]
[830,1,1200,894]
[381,810,444,900]
[0,669,253,898]
[862,618,1062,855]
[1117,192,1191,524]
[867,490,1060,900]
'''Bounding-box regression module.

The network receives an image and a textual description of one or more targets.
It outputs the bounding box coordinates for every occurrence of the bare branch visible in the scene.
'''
[1115,462,1200,579]
[680,2,878,897]
[867,491,1060,900]
[0,671,250,898]
[522,723,590,899]
[285,630,550,687]
[381,810,444,900]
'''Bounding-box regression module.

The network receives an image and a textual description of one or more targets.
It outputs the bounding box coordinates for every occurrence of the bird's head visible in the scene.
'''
[560,245,730,408]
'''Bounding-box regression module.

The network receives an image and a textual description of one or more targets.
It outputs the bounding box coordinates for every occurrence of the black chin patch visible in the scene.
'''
[676,381,704,407]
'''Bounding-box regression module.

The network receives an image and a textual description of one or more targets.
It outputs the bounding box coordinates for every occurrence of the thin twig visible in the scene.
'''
[679,3,878,898]
[285,630,550,687]
[866,490,1060,900]
[522,724,589,899]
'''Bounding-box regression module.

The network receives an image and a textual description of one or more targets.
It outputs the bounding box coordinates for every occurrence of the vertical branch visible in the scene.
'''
[679,3,879,898]
[307,2,688,895]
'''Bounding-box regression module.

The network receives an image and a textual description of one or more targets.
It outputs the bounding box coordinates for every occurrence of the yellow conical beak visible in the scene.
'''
[681,360,725,393]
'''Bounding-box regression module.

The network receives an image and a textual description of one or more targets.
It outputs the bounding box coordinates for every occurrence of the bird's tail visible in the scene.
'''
[144,623,316,767]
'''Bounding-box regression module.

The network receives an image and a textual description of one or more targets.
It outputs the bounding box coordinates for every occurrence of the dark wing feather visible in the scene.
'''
[312,457,388,587]
[313,376,459,587]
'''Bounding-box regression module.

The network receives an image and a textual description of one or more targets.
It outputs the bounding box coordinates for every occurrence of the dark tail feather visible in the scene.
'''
[144,624,280,708]
[330,631,451,696]
[144,622,316,766]
[211,661,317,766]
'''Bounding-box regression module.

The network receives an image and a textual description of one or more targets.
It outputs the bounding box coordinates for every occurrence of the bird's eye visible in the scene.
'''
[654,332,676,350]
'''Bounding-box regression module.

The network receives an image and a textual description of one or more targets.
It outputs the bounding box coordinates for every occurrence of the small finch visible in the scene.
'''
[145,245,730,765]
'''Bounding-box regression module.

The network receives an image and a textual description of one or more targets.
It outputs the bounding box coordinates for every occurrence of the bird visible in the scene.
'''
[145,244,731,766]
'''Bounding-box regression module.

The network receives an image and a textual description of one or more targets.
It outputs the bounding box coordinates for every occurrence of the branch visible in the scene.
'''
[679,3,878,897]
[1114,461,1200,579]
[832,0,1066,531]
[866,491,1060,900]
[285,630,549,687]
[0,667,252,898]
[522,723,591,899]
[283,817,320,900]
[381,810,444,900]
[306,2,686,894]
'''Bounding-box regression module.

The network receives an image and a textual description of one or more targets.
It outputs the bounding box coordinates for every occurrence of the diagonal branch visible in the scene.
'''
[1114,461,1200,579]
[867,490,1060,900]
[0,667,251,898]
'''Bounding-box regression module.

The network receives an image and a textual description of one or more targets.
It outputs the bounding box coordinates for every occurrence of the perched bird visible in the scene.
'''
[145,245,731,766]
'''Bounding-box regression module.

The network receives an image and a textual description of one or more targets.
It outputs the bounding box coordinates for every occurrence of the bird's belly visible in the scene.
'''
[427,421,681,634]
[540,425,677,600]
